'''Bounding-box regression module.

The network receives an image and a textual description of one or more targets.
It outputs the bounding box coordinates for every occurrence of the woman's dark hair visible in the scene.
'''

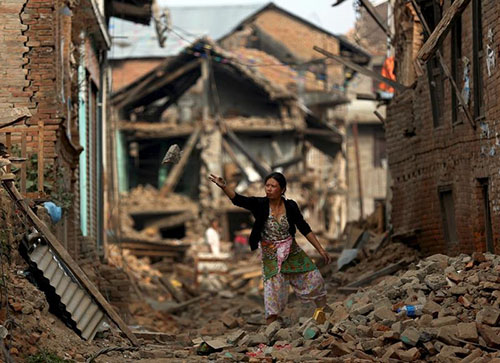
[264,172,287,191]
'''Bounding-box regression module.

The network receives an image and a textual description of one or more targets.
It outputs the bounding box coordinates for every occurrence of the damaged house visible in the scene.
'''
[0,0,154,346]
[386,0,500,255]
[219,2,389,223]
[111,38,345,248]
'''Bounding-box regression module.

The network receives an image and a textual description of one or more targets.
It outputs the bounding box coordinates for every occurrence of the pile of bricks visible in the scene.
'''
[189,251,500,362]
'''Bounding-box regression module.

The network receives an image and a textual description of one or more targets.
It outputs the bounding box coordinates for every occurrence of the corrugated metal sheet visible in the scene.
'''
[109,4,264,59]
[28,243,105,341]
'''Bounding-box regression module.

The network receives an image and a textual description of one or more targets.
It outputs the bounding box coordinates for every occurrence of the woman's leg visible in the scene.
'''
[263,273,288,325]
[288,269,327,305]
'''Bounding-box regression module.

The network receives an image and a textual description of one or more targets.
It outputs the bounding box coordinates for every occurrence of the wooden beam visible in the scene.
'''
[410,0,475,129]
[224,129,271,179]
[0,180,139,346]
[374,110,386,126]
[271,155,303,170]
[117,59,201,109]
[156,276,184,303]
[344,261,405,288]
[415,0,471,68]
[221,138,250,182]
[358,0,393,41]
[160,125,202,197]
[313,46,408,93]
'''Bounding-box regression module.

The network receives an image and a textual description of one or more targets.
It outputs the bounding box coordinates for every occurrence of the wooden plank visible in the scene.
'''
[158,276,184,303]
[5,133,11,174]
[37,120,44,193]
[21,132,26,195]
[0,180,139,346]
[224,129,271,179]
[160,125,202,197]
[415,0,471,67]
[373,110,386,126]
[410,0,475,129]
[162,293,209,314]
[221,137,250,182]
[345,261,405,288]
[313,46,408,93]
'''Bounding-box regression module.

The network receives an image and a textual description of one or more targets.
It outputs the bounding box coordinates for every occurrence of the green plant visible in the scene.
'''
[26,350,72,363]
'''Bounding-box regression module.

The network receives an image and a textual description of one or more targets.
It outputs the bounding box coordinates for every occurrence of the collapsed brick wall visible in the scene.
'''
[79,237,132,321]
[0,0,84,259]
[386,1,500,256]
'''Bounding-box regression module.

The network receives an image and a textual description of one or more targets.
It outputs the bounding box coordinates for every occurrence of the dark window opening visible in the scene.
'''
[373,128,387,168]
[478,178,494,253]
[451,8,462,124]
[439,187,458,249]
[160,224,186,239]
[420,0,444,128]
[472,0,484,119]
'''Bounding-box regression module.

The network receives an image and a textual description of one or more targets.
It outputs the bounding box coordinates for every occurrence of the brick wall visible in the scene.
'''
[387,0,500,256]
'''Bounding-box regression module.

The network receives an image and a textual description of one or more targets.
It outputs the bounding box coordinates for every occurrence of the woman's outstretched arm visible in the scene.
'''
[208,174,235,199]
[208,174,259,211]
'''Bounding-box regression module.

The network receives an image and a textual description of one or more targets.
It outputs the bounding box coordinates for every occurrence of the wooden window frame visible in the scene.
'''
[472,0,484,120]
[450,5,462,125]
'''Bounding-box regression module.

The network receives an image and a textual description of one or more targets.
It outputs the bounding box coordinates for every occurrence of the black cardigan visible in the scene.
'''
[230,192,312,251]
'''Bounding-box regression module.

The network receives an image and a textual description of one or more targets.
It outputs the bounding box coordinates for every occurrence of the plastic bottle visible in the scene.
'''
[396,304,423,317]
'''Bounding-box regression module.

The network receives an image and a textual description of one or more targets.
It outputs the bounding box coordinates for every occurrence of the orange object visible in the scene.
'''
[379,56,396,93]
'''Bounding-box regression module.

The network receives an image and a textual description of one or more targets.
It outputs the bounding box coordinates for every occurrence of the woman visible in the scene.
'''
[209,172,332,325]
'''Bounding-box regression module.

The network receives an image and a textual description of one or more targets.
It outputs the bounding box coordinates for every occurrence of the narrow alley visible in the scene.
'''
[0,0,499,362]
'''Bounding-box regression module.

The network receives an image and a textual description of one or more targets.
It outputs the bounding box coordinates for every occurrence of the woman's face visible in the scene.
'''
[265,177,283,199]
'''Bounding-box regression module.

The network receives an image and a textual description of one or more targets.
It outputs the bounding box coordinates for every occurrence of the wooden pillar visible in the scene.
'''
[352,122,364,220]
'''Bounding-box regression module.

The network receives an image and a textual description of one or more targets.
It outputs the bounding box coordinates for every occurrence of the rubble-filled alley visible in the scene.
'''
[1,0,500,362]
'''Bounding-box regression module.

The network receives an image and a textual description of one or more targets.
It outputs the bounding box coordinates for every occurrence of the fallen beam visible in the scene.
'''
[156,276,184,303]
[223,128,271,179]
[313,46,408,93]
[221,137,251,182]
[160,125,202,197]
[344,261,405,288]
[410,0,475,129]
[1,179,139,346]
[162,293,210,314]
[415,0,471,68]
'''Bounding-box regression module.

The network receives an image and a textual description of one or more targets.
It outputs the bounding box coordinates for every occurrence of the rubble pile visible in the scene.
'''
[183,251,500,362]
[1,268,132,362]
[331,241,420,286]
[118,185,200,241]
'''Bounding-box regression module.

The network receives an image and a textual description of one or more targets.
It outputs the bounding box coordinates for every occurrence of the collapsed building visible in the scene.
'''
[111,38,346,247]
[386,0,500,255]
[219,2,389,222]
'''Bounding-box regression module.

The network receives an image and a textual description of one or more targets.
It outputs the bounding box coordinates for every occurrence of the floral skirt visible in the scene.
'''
[263,269,326,318]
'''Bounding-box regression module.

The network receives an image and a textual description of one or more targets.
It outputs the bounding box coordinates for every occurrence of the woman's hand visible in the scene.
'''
[319,249,332,265]
[208,174,227,188]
